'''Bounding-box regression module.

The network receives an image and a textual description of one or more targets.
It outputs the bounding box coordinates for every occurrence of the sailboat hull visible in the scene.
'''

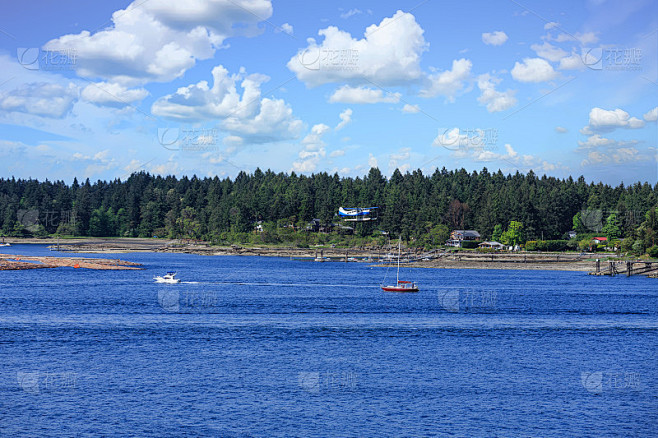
[381,285,419,292]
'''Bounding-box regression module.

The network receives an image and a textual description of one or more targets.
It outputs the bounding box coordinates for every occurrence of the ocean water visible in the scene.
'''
[0,245,656,437]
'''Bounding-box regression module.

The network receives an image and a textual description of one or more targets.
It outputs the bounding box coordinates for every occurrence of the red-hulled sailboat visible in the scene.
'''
[381,238,419,292]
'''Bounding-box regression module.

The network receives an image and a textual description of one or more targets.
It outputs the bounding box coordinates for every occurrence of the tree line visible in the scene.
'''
[0,167,656,252]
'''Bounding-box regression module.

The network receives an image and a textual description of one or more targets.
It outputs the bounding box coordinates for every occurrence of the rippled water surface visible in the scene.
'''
[1,245,656,436]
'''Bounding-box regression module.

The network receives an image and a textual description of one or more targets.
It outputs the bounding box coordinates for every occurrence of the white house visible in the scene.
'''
[478,241,504,250]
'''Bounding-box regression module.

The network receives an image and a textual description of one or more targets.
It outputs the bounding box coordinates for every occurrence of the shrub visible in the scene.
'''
[647,245,658,258]
[461,241,479,249]
[578,238,592,251]
[545,240,568,251]
[524,240,568,251]
[620,238,633,253]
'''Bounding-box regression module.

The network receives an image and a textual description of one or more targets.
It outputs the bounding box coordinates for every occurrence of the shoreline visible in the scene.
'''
[0,252,142,270]
[0,237,610,273]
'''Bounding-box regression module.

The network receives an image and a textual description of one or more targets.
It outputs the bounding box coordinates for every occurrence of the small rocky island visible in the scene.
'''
[0,253,142,270]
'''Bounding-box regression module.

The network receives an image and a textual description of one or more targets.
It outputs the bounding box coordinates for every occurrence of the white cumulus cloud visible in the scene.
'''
[81,82,148,107]
[388,147,411,172]
[329,86,400,104]
[644,107,658,122]
[401,104,420,113]
[482,31,508,46]
[335,108,352,130]
[287,10,427,87]
[420,58,472,100]
[577,134,617,149]
[43,0,273,86]
[581,107,645,134]
[340,9,362,19]
[276,23,293,35]
[0,82,78,118]
[151,65,302,144]
[581,147,646,166]
[476,74,517,113]
[292,123,330,172]
[554,31,598,45]
[531,42,567,62]
[511,58,558,83]
[368,153,378,168]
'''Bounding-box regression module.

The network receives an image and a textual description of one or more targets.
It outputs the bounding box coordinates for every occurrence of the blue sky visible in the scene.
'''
[0,0,656,184]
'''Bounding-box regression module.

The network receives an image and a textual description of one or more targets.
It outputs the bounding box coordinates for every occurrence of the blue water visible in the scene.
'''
[1,245,656,437]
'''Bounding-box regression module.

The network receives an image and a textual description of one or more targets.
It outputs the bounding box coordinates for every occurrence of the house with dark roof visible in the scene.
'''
[305,219,321,232]
[446,230,481,247]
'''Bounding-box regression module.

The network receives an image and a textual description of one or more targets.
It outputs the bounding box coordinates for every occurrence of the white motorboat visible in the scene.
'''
[154,272,181,283]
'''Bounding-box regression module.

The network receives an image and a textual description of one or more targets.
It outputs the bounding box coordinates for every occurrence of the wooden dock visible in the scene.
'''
[589,259,658,277]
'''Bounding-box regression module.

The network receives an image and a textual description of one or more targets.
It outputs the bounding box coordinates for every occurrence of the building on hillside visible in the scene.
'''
[446,230,481,247]
[305,219,321,232]
[478,241,504,250]
[567,230,577,239]
[592,236,607,245]
[337,225,354,235]
[305,220,351,234]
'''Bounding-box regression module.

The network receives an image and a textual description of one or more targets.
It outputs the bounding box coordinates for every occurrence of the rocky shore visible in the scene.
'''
[0,237,603,272]
[0,252,142,270]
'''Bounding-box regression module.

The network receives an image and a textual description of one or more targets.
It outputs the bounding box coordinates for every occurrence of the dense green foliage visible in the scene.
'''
[1,167,657,253]
[525,240,573,252]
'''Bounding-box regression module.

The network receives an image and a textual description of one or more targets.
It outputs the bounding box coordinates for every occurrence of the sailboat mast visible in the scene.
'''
[396,237,401,283]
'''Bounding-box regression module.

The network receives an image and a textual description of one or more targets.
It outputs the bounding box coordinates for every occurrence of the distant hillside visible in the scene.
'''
[1,167,656,253]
